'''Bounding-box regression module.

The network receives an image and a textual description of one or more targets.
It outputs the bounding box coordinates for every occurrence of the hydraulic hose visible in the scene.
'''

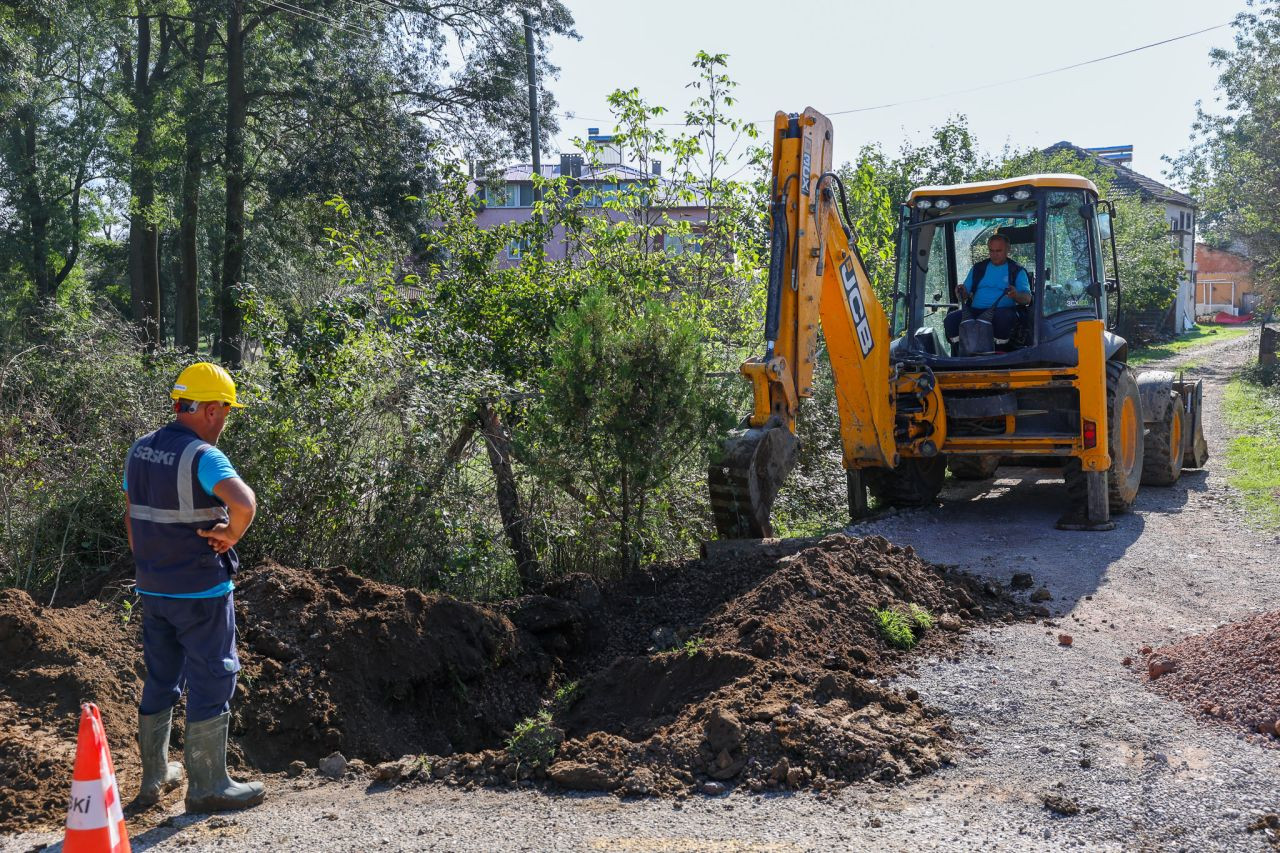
[764,175,796,360]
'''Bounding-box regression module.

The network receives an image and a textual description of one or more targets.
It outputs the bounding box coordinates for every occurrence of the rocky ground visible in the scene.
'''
[5,331,1278,852]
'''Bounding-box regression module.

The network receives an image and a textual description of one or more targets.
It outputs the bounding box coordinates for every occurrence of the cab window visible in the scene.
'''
[1043,190,1098,315]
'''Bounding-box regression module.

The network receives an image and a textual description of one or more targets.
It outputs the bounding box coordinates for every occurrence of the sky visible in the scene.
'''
[533,0,1246,188]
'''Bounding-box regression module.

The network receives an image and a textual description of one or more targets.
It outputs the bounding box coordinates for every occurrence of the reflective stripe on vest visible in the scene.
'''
[129,436,228,525]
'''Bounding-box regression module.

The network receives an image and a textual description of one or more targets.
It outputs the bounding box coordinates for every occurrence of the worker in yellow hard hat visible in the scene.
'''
[123,362,264,813]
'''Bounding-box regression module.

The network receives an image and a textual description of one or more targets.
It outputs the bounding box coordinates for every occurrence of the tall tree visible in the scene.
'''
[217,0,247,363]
[1170,0,1280,305]
[175,19,213,353]
[121,4,177,346]
[0,5,110,304]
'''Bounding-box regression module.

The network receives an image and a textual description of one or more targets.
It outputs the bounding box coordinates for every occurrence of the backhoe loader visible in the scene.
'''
[708,108,1206,537]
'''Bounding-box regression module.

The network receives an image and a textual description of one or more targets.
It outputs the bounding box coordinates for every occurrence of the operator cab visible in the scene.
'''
[889,174,1120,369]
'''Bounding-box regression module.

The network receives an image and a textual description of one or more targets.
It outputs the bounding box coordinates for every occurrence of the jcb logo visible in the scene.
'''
[133,446,176,465]
[841,258,875,358]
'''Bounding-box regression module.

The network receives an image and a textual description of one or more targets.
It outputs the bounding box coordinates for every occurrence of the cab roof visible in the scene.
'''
[907,173,1099,203]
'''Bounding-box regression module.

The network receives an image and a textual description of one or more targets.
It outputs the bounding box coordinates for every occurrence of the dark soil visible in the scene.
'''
[1145,609,1280,745]
[1,533,1016,833]
[432,533,1017,795]
[0,589,145,834]
[0,566,554,833]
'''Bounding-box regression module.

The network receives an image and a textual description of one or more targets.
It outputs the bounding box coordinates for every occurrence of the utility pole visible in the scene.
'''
[522,10,541,204]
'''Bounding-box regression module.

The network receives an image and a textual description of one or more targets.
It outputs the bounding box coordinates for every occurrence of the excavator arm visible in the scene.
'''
[708,109,901,537]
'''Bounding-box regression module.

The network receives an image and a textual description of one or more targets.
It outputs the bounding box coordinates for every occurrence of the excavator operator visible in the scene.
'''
[944,233,1032,354]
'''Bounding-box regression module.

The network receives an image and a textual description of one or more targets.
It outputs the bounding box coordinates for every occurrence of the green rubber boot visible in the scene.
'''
[183,712,265,813]
[135,708,183,807]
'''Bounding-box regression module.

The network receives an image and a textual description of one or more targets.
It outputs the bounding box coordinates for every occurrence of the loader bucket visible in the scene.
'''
[708,420,799,538]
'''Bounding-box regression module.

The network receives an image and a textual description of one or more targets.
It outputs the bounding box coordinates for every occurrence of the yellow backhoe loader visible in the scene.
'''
[709,108,1206,537]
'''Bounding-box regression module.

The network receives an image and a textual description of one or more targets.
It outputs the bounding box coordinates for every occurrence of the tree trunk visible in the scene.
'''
[219,0,247,366]
[13,105,52,299]
[478,401,539,592]
[126,10,162,347]
[176,22,210,353]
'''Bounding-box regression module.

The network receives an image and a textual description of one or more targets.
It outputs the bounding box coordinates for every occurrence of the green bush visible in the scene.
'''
[873,604,934,650]
[505,710,563,769]
[0,303,184,600]
[529,289,735,570]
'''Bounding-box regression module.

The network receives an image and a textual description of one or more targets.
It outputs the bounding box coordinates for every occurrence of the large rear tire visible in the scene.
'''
[1141,390,1186,486]
[1065,362,1144,513]
[947,454,1001,481]
[866,456,947,508]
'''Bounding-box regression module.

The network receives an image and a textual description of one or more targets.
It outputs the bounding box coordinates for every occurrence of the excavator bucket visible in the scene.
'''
[708,419,799,538]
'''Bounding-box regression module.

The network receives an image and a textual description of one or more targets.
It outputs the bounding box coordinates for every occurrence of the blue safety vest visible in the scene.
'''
[126,423,238,595]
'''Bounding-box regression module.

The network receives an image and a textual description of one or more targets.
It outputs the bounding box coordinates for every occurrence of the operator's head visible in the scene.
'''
[987,233,1011,265]
[170,362,245,443]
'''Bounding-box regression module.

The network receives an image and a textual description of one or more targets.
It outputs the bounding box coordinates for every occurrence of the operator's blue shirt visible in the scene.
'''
[124,442,240,599]
[963,261,1031,309]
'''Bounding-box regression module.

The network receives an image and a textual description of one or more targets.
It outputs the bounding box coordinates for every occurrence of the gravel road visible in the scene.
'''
[8,331,1277,853]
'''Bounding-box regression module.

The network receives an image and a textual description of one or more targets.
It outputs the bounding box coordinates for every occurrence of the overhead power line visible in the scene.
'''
[818,21,1233,120]
[560,20,1234,128]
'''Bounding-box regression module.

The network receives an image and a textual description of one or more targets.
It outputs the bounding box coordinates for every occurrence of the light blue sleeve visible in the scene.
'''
[1015,268,1031,293]
[196,447,241,497]
[963,267,976,294]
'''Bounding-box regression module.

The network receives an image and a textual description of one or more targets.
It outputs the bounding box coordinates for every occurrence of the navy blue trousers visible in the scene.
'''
[139,593,241,723]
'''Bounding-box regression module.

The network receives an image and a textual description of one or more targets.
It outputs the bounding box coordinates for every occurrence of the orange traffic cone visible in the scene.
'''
[63,703,130,853]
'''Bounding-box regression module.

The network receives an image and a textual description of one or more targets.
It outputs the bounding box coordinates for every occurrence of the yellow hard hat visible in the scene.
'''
[170,362,246,408]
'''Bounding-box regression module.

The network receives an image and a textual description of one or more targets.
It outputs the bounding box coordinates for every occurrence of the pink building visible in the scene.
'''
[474,132,709,267]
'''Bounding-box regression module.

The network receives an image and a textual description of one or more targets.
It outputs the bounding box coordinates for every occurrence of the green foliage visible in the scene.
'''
[906,603,935,631]
[531,289,733,569]
[1110,196,1184,315]
[229,200,517,598]
[873,607,918,650]
[680,636,707,657]
[505,710,563,769]
[0,304,184,598]
[1170,1,1280,307]
[873,604,934,649]
[551,680,581,710]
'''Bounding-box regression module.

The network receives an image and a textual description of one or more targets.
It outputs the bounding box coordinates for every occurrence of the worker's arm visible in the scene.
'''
[1005,285,1032,306]
[200,477,257,555]
[1006,268,1033,306]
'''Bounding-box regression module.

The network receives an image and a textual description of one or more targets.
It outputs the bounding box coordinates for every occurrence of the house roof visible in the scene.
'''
[1041,142,1195,207]
[497,163,656,182]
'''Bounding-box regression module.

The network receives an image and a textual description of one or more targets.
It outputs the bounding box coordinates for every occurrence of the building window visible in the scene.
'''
[485,183,531,208]
[507,238,533,260]
[663,232,700,256]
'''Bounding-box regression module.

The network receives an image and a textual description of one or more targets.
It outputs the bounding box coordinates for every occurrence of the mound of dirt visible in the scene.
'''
[1145,609,1280,744]
[1,533,1015,831]
[0,566,556,832]
[428,533,1015,795]
[0,589,144,834]
[232,563,554,769]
